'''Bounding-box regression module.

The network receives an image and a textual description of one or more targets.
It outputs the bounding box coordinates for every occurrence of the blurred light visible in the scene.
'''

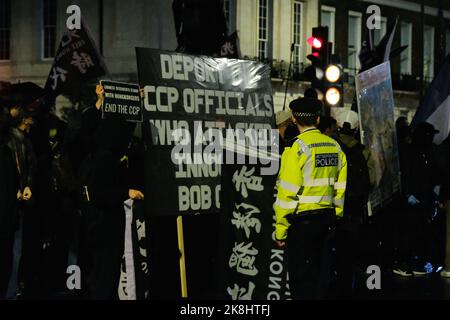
[307,37,323,49]
[325,87,340,105]
[325,65,341,82]
[313,38,322,48]
[312,52,319,58]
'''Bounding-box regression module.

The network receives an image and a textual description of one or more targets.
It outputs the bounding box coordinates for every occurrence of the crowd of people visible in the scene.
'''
[0,82,145,300]
[274,98,450,299]
[1,78,450,300]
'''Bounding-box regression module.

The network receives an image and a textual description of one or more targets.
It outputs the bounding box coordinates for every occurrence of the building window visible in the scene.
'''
[42,0,57,59]
[373,16,387,44]
[321,5,335,49]
[292,1,303,64]
[223,0,236,33]
[258,0,272,60]
[423,25,434,81]
[347,11,362,75]
[0,0,11,60]
[400,22,412,75]
[446,30,450,56]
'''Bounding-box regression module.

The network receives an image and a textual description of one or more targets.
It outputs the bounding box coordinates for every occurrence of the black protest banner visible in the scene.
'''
[136,48,276,216]
[217,156,290,300]
[44,19,107,97]
[100,80,143,122]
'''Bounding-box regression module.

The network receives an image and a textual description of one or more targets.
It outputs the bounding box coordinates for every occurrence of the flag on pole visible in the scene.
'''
[359,16,406,73]
[172,0,227,55]
[412,54,450,144]
[44,18,107,97]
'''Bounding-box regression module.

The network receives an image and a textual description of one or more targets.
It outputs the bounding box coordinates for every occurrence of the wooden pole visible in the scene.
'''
[177,215,188,298]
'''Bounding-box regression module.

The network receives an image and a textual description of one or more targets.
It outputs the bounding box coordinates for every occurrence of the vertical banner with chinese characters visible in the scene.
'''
[119,200,150,300]
[44,19,107,97]
[136,48,276,217]
[218,155,290,300]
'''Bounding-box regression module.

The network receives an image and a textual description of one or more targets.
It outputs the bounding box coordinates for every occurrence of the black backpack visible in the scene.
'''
[340,142,371,199]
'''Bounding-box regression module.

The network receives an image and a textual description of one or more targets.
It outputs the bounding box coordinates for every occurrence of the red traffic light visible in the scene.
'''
[307,37,323,49]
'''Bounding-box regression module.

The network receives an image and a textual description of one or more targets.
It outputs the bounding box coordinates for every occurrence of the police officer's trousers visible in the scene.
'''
[286,209,336,300]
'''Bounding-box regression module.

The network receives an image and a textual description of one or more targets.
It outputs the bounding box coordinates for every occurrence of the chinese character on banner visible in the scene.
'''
[220,31,241,59]
[118,256,129,300]
[227,282,255,300]
[220,42,235,57]
[49,67,68,90]
[232,166,264,198]
[229,242,259,276]
[70,51,95,74]
[44,18,107,97]
[135,219,148,274]
[231,203,261,239]
[136,219,146,243]
[61,30,81,47]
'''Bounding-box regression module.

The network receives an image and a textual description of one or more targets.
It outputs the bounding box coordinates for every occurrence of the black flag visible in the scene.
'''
[359,16,406,72]
[44,19,107,97]
[172,0,227,55]
[220,31,241,59]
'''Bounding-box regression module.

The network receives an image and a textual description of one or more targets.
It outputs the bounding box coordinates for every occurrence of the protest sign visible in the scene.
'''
[136,48,277,216]
[101,80,143,122]
[355,61,400,214]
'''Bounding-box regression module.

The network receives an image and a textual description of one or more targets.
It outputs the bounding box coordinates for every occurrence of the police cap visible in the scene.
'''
[289,97,323,118]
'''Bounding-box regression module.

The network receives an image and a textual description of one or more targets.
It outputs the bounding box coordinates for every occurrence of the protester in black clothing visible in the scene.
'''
[1,84,41,298]
[331,109,374,298]
[397,122,440,276]
[0,113,19,299]
[78,84,145,299]
[8,110,35,200]
[64,85,103,176]
[393,117,414,277]
[9,109,38,298]
[318,115,338,140]
[79,118,145,299]
[30,113,75,295]
[435,133,450,277]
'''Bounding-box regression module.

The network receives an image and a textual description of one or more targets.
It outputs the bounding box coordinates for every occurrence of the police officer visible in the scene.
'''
[274,97,347,300]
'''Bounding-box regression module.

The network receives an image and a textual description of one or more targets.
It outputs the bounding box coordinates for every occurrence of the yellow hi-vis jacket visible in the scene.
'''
[274,128,347,240]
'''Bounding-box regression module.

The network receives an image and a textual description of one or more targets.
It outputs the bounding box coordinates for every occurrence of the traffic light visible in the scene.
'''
[304,26,343,110]
[323,55,344,108]
[307,26,329,63]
